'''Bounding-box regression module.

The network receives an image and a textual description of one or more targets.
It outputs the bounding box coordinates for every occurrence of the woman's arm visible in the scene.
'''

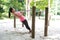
[12,11,24,18]
[20,11,24,15]
[13,13,21,18]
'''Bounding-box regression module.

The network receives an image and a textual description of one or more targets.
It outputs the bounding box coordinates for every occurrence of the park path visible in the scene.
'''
[0,17,60,40]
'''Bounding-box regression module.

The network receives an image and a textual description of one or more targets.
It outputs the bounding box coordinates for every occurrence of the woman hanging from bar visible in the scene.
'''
[9,7,31,33]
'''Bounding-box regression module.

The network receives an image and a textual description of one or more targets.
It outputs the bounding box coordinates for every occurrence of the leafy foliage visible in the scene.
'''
[0,7,4,13]
[0,0,25,19]
[30,0,53,10]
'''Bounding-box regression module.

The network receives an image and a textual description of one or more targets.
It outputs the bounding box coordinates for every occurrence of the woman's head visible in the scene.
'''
[9,7,15,13]
[9,7,15,18]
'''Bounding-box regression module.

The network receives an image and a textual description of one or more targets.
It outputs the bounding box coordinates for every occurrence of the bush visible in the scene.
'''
[57,12,60,15]
[0,7,4,18]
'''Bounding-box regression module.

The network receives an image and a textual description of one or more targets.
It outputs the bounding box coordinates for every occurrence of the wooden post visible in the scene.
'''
[32,6,36,38]
[14,16,16,28]
[44,7,48,36]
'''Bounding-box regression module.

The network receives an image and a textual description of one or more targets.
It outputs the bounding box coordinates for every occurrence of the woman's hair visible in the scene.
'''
[9,7,13,18]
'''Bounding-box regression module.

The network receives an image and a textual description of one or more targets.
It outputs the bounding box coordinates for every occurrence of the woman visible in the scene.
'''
[9,7,31,33]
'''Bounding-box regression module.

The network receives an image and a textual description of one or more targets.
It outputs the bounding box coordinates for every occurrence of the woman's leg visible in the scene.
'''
[22,20,31,32]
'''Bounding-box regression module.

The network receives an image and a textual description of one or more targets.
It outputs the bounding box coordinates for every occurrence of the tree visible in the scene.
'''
[0,0,5,18]
[0,0,25,18]
[0,0,25,11]
[30,0,53,10]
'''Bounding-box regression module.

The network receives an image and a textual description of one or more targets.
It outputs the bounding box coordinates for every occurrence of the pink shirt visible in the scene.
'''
[15,11,25,22]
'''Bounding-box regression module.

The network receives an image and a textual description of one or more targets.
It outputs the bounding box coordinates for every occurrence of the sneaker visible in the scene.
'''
[29,30,32,33]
